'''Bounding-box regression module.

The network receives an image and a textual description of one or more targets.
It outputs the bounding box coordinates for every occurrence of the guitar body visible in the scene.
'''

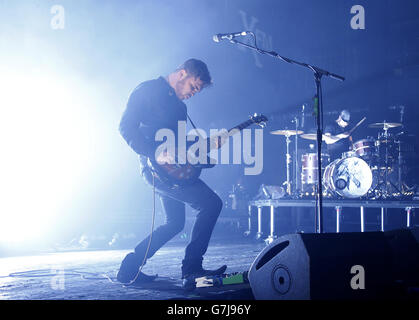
[148,159,216,185]
[146,113,267,186]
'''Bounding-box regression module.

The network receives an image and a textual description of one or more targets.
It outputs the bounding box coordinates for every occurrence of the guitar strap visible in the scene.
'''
[186,113,204,139]
[186,112,217,160]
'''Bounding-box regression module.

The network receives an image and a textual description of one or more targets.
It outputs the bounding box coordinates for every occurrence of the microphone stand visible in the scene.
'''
[228,37,345,233]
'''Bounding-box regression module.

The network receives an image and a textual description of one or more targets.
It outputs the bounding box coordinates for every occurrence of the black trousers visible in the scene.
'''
[134,167,223,273]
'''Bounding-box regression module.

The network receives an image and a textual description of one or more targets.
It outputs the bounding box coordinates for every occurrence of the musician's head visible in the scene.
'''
[336,109,350,128]
[167,58,212,100]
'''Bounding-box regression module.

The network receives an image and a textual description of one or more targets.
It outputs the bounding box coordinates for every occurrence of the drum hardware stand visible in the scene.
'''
[293,104,308,198]
[397,139,403,193]
[372,122,402,198]
[383,124,390,196]
[292,115,301,197]
[284,132,292,196]
[393,106,414,197]
[396,106,405,193]
[226,35,345,233]
[270,129,303,197]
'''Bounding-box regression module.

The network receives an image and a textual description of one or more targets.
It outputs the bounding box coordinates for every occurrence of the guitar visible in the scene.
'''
[146,113,268,185]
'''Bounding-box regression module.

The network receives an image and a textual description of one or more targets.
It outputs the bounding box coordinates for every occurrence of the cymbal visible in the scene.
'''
[369,122,402,129]
[300,133,327,141]
[270,130,303,136]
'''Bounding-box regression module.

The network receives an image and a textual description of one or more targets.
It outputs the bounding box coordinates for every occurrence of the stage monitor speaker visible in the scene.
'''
[248,228,419,300]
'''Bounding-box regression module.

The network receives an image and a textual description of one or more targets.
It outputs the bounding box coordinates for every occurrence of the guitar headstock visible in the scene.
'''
[250,113,268,128]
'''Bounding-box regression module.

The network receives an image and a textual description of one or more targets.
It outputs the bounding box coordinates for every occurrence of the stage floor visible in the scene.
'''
[0,241,265,300]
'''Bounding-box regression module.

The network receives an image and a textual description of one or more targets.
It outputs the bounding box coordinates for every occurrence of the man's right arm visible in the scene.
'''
[323,132,350,144]
[119,86,157,158]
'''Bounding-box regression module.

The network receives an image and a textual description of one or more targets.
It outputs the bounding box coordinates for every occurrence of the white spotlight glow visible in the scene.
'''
[0,70,93,244]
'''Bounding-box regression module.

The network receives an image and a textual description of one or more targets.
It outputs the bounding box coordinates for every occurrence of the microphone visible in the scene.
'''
[212,31,249,43]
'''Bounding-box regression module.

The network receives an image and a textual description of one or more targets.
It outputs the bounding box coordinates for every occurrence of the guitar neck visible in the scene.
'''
[205,118,258,152]
[227,119,256,135]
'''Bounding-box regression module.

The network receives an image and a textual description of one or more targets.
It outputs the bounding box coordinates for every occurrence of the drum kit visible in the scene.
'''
[271,119,413,200]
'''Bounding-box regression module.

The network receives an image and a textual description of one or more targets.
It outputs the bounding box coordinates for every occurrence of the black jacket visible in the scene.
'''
[119,77,187,159]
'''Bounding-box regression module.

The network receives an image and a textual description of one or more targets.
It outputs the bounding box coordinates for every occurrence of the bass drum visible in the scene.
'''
[323,156,373,198]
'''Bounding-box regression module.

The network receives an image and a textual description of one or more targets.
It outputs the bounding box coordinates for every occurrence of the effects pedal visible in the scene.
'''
[194,271,250,293]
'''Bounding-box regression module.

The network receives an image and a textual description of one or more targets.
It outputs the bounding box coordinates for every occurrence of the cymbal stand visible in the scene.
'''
[384,125,390,196]
[397,139,403,193]
[285,133,292,196]
[373,122,401,198]
[293,116,300,197]
[397,106,404,193]
[383,125,402,196]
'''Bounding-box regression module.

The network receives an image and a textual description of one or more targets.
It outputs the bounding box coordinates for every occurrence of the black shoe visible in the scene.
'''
[182,264,227,279]
[127,271,157,285]
[117,252,140,283]
[117,252,157,284]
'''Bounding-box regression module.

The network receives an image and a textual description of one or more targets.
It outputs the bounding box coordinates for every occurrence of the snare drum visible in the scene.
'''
[352,138,375,160]
[323,156,372,198]
[301,153,330,187]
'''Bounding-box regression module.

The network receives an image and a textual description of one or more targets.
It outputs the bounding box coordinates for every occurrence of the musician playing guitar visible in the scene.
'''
[117,59,229,285]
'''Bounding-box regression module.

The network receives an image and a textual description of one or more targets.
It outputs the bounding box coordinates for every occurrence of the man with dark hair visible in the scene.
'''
[117,58,226,286]
[176,58,212,88]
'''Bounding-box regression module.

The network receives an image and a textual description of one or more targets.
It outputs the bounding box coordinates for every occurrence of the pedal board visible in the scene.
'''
[194,271,250,293]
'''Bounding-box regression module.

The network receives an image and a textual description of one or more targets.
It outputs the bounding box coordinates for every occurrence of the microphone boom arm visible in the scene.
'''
[229,38,345,82]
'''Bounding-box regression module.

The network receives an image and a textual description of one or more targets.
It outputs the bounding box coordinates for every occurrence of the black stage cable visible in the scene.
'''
[4,269,111,280]
[123,173,157,287]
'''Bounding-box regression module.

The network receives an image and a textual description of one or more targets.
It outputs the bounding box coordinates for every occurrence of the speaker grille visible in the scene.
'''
[272,265,292,295]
